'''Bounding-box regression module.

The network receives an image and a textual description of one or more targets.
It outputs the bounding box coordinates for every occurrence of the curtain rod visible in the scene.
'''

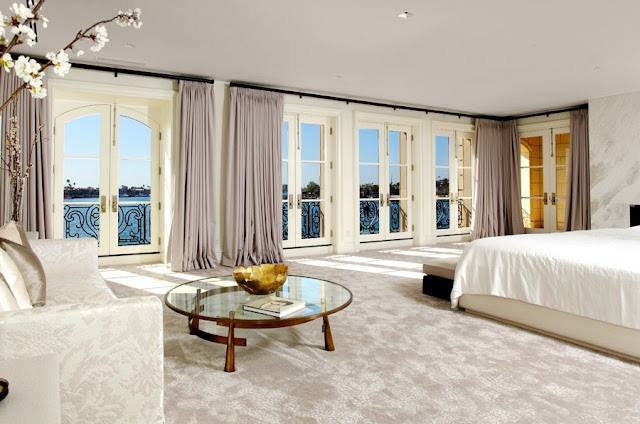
[30,56,215,84]
[501,104,588,121]
[230,82,587,121]
[229,82,498,120]
[69,62,215,84]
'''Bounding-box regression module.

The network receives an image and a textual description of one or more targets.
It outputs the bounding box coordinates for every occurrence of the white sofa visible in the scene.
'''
[0,238,164,423]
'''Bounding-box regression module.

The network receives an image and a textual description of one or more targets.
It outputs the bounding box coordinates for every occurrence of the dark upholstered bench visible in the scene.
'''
[422,256,459,301]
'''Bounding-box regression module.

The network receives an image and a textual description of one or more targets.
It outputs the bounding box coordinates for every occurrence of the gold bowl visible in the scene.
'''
[232,264,289,295]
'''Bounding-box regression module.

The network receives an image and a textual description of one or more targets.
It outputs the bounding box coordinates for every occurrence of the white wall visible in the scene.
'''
[589,92,640,228]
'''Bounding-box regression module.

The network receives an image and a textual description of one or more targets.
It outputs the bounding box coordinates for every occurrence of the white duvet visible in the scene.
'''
[451,227,640,330]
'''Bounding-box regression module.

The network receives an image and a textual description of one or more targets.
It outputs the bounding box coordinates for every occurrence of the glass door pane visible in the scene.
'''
[554,132,570,230]
[117,115,152,246]
[359,128,381,236]
[300,123,325,240]
[62,113,103,243]
[282,119,290,244]
[520,135,544,229]
[388,128,410,236]
[456,135,473,231]
[435,134,451,230]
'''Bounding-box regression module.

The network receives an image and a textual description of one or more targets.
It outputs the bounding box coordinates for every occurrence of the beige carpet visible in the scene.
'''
[102,245,640,423]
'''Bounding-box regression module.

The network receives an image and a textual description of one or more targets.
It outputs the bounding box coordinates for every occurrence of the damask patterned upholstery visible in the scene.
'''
[0,239,164,423]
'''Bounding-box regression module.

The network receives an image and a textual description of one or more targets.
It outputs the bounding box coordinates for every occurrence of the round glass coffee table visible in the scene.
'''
[164,275,353,372]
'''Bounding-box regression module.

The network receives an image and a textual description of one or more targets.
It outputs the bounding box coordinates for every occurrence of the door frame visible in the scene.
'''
[282,111,333,249]
[357,120,413,242]
[53,104,161,256]
[517,119,570,234]
[432,122,475,236]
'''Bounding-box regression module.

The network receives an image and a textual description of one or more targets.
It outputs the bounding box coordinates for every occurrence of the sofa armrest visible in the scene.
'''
[0,296,164,423]
[30,238,98,275]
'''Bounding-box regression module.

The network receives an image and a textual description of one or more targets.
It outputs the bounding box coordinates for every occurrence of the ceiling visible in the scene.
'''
[15,0,640,116]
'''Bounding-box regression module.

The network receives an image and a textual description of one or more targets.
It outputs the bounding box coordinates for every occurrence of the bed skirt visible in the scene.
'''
[459,294,640,363]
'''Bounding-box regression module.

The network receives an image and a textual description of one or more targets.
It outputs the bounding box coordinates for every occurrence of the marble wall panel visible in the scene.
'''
[589,92,640,228]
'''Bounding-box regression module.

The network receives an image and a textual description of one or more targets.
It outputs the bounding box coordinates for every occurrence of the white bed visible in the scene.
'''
[451,227,640,361]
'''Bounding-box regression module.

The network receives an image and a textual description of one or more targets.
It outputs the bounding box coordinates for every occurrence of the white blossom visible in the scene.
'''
[11,24,37,46]
[29,84,46,99]
[89,24,108,52]
[13,55,41,85]
[1,53,13,72]
[116,8,142,29]
[39,15,48,28]
[45,49,71,77]
[10,3,34,20]
[73,47,84,57]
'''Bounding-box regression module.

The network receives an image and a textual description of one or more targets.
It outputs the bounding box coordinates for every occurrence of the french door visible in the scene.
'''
[434,130,474,235]
[282,113,331,248]
[54,105,160,256]
[358,123,412,241]
[519,127,570,232]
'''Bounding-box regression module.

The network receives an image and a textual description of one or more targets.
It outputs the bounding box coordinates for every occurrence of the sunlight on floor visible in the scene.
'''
[102,245,464,289]
[290,252,432,280]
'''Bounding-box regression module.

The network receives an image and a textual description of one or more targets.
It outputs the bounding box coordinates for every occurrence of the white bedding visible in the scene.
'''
[451,227,640,330]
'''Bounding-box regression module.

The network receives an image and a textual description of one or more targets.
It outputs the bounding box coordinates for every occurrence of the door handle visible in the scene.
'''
[543,192,548,205]
[100,196,106,213]
[288,194,294,210]
[112,195,117,213]
[386,193,390,207]
[297,194,301,209]
[380,194,384,206]
[551,193,556,205]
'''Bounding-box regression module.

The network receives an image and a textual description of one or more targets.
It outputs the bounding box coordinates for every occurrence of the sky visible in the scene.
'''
[64,114,152,190]
[435,135,449,186]
[282,122,323,194]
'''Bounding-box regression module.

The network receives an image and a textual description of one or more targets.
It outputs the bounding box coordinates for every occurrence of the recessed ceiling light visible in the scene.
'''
[398,11,413,19]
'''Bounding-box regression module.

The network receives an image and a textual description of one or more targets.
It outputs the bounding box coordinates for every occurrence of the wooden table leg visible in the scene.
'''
[189,317,199,335]
[224,312,236,372]
[322,315,335,351]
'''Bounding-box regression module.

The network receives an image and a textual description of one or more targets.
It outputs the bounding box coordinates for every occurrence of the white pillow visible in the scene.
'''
[0,274,19,311]
[0,221,29,246]
[0,248,32,309]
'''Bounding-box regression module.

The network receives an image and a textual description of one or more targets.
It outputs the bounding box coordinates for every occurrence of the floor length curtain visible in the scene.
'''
[221,87,284,267]
[472,119,525,239]
[170,81,218,272]
[0,72,51,237]
[564,108,590,231]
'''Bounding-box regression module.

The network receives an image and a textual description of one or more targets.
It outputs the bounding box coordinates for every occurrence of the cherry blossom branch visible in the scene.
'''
[0,0,46,56]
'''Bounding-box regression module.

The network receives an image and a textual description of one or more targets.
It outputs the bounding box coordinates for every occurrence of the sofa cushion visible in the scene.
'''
[46,272,115,306]
[0,238,46,307]
[422,256,459,280]
[0,274,20,311]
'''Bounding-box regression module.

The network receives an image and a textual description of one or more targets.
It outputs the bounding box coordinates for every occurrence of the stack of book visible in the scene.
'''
[243,296,305,318]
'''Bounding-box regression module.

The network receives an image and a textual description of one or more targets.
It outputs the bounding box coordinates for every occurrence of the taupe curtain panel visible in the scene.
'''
[0,72,51,238]
[221,87,284,267]
[564,108,590,231]
[170,81,218,272]
[472,119,525,239]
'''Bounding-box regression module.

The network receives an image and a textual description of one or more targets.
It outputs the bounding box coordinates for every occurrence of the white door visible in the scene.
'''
[519,127,570,233]
[282,113,331,248]
[358,123,412,242]
[434,130,474,235]
[54,105,160,255]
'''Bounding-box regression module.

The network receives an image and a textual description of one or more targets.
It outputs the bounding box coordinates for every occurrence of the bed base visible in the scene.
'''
[459,294,640,363]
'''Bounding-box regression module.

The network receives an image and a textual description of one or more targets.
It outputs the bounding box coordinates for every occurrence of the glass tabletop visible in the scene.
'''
[164,275,353,322]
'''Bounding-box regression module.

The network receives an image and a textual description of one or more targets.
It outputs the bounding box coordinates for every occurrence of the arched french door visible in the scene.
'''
[53,105,160,256]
